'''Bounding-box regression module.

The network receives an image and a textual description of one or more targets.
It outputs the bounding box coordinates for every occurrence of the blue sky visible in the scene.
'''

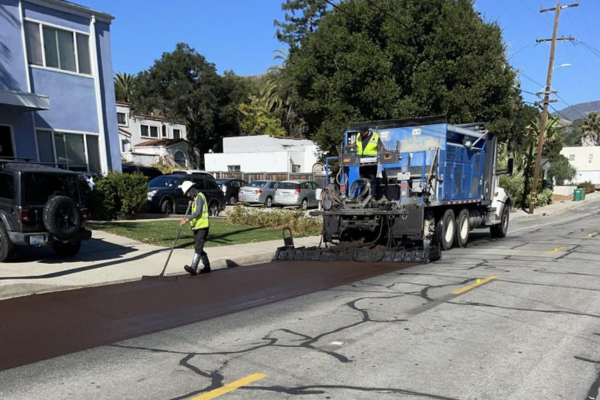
[79,0,600,112]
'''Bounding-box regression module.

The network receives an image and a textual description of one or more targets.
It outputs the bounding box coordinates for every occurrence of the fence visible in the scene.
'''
[209,171,327,185]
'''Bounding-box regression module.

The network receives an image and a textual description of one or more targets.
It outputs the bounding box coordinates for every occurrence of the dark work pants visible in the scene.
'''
[193,227,210,268]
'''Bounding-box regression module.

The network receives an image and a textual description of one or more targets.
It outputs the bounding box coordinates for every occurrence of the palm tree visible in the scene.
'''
[114,72,137,103]
[582,111,600,147]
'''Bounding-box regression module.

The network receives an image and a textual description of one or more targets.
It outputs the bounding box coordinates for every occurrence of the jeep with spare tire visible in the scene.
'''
[0,161,92,262]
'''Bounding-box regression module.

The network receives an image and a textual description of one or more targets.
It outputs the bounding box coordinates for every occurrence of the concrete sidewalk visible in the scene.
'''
[0,231,320,300]
[511,191,600,222]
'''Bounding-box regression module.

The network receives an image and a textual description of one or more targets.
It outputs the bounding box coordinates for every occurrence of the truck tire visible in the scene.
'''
[52,241,81,258]
[454,209,470,248]
[439,209,455,251]
[490,203,510,238]
[43,196,82,240]
[425,213,442,262]
[0,222,16,262]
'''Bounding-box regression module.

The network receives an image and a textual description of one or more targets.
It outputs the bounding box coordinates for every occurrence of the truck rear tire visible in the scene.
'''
[439,209,455,251]
[455,209,470,248]
[490,203,510,238]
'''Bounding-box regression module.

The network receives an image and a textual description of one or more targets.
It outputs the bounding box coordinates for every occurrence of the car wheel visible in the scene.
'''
[161,198,174,215]
[0,222,16,263]
[299,198,308,210]
[209,201,220,217]
[52,241,81,258]
[228,195,236,205]
[43,195,82,240]
[265,196,273,208]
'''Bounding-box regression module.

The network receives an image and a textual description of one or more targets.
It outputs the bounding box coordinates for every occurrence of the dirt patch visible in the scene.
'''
[553,194,572,201]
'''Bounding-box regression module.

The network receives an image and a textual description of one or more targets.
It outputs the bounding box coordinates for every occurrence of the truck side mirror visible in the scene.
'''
[507,158,514,177]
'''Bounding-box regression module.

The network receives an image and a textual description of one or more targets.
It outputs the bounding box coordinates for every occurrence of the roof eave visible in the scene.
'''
[25,0,115,23]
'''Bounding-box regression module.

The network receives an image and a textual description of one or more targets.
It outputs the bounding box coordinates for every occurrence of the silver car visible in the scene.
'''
[274,180,319,210]
[238,180,279,207]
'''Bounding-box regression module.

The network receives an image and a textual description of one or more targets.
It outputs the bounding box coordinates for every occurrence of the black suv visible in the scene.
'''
[216,178,247,205]
[147,174,226,216]
[0,162,92,262]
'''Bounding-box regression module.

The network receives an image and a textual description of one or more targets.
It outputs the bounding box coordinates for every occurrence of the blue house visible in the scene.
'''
[0,0,120,173]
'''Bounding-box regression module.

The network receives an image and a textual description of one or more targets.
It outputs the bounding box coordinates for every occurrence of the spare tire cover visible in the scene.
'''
[43,195,82,240]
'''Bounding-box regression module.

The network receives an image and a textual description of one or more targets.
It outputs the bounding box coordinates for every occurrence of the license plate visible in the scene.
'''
[30,235,45,245]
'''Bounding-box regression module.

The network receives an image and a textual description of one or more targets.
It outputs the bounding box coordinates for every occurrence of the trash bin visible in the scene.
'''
[573,188,583,201]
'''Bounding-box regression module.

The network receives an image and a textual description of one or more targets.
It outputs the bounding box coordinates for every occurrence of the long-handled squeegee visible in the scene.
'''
[141,204,191,282]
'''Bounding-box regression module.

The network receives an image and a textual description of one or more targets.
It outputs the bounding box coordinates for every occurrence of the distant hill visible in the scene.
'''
[552,100,600,121]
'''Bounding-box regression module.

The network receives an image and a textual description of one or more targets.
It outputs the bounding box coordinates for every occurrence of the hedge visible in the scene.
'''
[89,172,148,220]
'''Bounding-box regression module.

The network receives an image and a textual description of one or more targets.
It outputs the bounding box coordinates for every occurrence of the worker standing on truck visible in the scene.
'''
[179,181,211,275]
[356,127,381,157]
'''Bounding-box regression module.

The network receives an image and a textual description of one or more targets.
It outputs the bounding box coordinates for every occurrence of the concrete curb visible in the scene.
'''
[0,251,278,301]
[511,194,600,222]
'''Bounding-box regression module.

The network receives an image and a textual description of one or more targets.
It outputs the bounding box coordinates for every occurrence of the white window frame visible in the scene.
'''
[35,128,100,172]
[140,124,150,138]
[25,17,92,77]
[150,126,159,138]
[227,165,241,172]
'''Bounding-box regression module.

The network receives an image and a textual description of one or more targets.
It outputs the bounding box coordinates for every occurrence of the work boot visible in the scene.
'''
[199,254,211,274]
[184,253,201,275]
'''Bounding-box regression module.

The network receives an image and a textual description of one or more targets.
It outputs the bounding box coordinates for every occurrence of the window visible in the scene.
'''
[36,130,101,172]
[25,22,91,74]
[569,154,575,161]
[162,125,167,137]
[589,154,594,163]
[141,125,149,137]
[173,129,181,140]
[191,178,205,190]
[228,165,241,172]
[150,126,158,138]
[174,151,186,167]
[121,139,130,153]
[269,182,278,189]
[206,180,220,190]
[117,113,127,125]
[0,174,14,200]
[23,173,79,205]
[292,164,301,173]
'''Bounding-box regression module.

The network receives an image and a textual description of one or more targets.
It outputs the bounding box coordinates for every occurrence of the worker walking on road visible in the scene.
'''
[179,181,211,275]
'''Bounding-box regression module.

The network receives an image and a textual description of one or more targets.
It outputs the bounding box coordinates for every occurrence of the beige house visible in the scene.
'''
[560,146,600,184]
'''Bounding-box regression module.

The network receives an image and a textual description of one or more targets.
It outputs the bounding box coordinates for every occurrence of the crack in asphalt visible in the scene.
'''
[241,384,460,399]
[575,356,600,400]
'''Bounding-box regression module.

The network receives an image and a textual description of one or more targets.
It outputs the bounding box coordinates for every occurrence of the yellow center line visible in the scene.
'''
[589,232,598,237]
[452,275,497,295]
[189,374,267,400]
[548,247,565,255]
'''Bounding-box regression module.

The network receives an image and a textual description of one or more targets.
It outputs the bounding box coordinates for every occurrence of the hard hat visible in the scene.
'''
[179,180,195,195]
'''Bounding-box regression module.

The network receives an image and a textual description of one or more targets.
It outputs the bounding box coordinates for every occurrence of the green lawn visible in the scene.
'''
[88,219,288,248]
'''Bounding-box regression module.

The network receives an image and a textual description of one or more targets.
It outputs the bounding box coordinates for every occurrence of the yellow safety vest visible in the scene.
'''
[190,192,209,230]
[356,132,380,156]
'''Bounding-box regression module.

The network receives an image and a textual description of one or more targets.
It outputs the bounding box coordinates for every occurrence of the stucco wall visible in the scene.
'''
[23,1,90,32]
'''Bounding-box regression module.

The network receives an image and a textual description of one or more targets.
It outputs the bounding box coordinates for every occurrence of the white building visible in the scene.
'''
[560,146,600,184]
[117,102,197,167]
[205,135,321,173]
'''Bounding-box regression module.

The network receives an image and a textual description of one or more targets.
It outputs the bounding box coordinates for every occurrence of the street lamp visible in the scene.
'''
[553,63,572,70]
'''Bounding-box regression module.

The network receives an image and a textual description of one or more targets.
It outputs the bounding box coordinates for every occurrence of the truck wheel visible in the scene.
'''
[424,213,441,262]
[52,241,81,258]
[439,209,455,251]
[491,203,510,238]
[0,222,16,262]
[455,209,470,248]
[43,195,82,240]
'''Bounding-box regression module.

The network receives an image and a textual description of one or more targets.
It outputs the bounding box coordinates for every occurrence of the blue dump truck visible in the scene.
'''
[276,116,513,263]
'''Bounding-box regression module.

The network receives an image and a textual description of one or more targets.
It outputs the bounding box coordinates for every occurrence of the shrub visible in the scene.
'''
[228,206,322,236]
[89,172,148,220]
[500,172,525,208]
[525,188,554,208]
[577,181,596,194]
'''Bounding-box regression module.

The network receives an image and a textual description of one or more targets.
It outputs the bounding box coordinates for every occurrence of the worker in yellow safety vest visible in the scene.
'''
[179,181,211,275]
[356,127,381,156]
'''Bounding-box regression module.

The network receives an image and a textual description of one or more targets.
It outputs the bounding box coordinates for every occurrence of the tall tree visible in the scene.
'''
[582,111,600,147]
[278,0,521,154]
[275,0,328,48]
[114,72,137,103]
[132,44,252,165]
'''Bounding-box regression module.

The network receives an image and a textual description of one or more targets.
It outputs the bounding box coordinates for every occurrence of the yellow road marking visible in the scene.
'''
[452,275,497,295]
[190,374,267,400]
[548,247,565,255]
[589,232,598,237]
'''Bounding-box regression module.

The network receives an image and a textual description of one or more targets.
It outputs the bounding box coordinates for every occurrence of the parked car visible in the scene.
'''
[122,165,163,180]
[216,178,247,205]
[239,180,279,207]
[147,174,225,216]
[274,180,320,210]
[0,161,92,262]
[171,170,215,179]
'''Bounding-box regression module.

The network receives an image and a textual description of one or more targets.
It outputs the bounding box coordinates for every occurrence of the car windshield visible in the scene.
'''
[249,181,266,187]
[216,179,228,184]
[279,182,299,189]
[149,175,182,188]
[23,172,80,205]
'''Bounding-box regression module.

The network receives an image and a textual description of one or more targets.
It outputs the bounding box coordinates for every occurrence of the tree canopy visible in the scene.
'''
[277,0,522,154]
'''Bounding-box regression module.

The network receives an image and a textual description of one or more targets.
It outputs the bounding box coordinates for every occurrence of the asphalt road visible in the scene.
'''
[2,202,600,400]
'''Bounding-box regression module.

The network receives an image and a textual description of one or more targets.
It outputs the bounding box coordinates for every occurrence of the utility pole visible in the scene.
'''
[529,1,578,214]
